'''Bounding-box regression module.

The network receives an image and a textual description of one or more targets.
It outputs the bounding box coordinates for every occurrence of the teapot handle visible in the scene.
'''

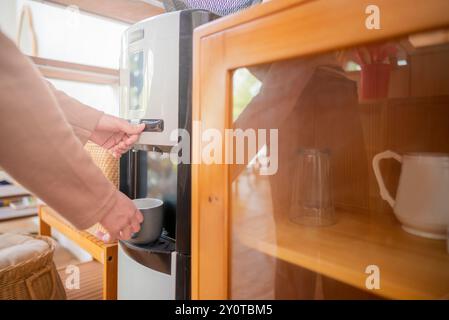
[372,150,402,208]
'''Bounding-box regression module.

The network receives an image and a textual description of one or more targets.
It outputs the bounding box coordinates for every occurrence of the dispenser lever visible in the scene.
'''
[139,119,164,132]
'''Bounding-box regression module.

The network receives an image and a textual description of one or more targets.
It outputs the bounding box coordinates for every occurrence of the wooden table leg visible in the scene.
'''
[39,209,52,237]
[103,245,118,300]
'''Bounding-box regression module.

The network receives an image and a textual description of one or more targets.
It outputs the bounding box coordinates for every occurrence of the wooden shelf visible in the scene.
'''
[39,206,118,299]
[235,207,449,299]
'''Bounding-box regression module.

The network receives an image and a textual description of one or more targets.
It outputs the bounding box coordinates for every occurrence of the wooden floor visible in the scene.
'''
[57,260,103,300]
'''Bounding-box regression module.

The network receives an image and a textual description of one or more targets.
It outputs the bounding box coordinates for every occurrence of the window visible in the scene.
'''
[17,0,128,69]
[49,79,119,116]
[6,0,131,115]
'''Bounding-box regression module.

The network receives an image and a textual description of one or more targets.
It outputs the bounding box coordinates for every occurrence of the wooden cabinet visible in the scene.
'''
[192,0,449,299]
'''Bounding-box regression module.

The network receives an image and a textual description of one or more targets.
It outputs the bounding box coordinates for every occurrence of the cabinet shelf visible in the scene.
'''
[235,207,449,299]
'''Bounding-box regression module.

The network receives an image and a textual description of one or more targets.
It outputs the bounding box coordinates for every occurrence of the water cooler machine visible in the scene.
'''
[117,10,216,300]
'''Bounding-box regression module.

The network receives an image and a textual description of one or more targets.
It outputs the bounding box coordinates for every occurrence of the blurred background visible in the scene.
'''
[0,0,167,116]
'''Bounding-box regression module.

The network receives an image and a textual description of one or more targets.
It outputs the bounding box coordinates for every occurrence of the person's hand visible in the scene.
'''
[90,114,145,158]
[96,191,144,243]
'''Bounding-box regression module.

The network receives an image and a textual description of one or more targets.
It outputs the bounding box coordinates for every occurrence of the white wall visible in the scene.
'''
[0,0,17,40]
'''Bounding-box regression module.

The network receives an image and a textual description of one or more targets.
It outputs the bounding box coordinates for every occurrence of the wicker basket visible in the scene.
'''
[0,235,66,300]
[84,142,119,187]
[84,142,119,237]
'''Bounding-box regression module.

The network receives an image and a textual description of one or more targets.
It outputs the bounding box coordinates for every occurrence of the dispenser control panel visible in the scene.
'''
[120,11,180,147]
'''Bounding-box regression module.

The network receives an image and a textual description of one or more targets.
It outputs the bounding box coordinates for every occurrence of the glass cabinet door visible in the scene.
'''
[229,28,449,299]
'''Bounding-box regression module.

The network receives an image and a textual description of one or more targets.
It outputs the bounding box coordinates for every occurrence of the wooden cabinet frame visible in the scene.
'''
[191,0,449,299]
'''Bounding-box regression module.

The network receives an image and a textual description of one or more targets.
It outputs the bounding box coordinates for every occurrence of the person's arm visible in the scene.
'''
[45,82,145,158]
[0,32,142,238]
[45,81,104,145]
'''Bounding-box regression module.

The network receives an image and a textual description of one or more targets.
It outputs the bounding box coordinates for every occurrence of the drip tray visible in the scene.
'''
[119,236,175,275]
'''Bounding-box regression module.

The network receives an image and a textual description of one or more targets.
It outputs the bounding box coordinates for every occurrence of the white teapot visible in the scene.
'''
[373,150,449,239]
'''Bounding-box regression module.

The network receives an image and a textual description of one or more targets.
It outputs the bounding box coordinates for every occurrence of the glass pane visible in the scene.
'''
[49,79,119,116]
[16,0,127,69]
[230,28,449,299]
[146,151,177,240]
[129,51,145,111]
[233,68,262,121]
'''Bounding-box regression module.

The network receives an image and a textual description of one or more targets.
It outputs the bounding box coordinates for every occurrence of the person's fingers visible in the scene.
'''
[113,145,126,154]
[101,132,124,150]
[113,132,125,145]
[130,220,140,233]
[99,133,116,149]
[104,216,127,241]
[96,230,116,243]
[95,230,105,241]
[134,209,144,223]
[129,211,142,233]
[119,225,133,240]
[124,134,140,146]
[114,137,136,155]
[111,150,119,159]
[129,214,141,233]
[118,141,127,150]
[98,191,142,242]
[110,143,128,157]
[118,119,145,135]
[111,146,127,157]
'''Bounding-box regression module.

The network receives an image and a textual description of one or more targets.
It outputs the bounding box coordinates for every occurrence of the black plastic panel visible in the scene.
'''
[119,236,175,275]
